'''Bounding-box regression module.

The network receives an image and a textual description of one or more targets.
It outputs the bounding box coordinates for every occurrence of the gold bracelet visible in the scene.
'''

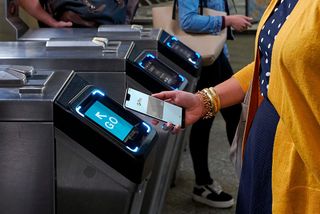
[196,90,215,119]
[209,87,221,113]
[204,88,218,114]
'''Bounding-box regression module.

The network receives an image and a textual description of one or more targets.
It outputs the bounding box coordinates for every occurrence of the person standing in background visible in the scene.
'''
[153,0,320,213]
[177,0,252,208]
[19,0,138,27]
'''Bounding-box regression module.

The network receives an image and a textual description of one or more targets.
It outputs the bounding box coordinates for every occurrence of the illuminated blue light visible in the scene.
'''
[188,58,196,65]
[76,106,85,117]
[178,74,185,82]
[146,53,155,59]
[143,122,151,133]
[171,36,178,41]
[139,54,155,69]
[166,37,178,48]
[138,61,145,69]
[126,146,139,153]
[195,52,200,58]
[92,89,105,96]
[170,75,185,90]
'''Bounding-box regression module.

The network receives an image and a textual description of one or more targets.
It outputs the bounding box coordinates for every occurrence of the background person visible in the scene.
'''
[177,0,251,208]
[19,0,136,28]
[154,0,320,213]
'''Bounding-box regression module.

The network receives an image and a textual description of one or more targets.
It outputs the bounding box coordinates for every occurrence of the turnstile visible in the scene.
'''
[55,74,158,214]
[125,45,199,214]
[0,65,159,214]
[0,40,132,71]
[0,40,181,214]
[0,0,202,78]
[0,3,203,211]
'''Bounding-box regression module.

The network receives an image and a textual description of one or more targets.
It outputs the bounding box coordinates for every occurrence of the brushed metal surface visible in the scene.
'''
[0,67,72,121]
[0,41,132,72]
[55,128,141,214]
[0,0,28,40]
[0,122,55,214]
[77,72,126,104]
[126,77,180,214]
[20,28,97,41]
[19,26,161,44]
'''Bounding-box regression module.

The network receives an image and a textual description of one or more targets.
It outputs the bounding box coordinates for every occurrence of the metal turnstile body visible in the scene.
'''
[0,0,28,40]
[0,40,132,72]
[0,3,203,211]
[0,64,158,214]
[125,46,198,214]
[0,65,72,214]
[20,26,161,50]
[0,40,180,214]
[54,74,158,214]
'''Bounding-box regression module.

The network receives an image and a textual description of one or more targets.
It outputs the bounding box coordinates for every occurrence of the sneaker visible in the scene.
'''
[192,180,234,208]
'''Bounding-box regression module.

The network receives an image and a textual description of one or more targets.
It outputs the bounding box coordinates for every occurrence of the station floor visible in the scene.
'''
[162,34,256,214]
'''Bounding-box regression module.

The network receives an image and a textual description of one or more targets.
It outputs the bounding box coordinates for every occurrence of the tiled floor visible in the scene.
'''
[162,34,256,214]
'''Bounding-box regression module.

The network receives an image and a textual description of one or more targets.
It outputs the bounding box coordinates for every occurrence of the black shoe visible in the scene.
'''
[192,181,234,208]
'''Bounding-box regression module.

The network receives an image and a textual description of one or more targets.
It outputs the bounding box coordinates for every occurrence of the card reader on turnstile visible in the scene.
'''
[126,50,188,93]
[158,31,202,78]
[70,86,154,154]
[55,76,157,183]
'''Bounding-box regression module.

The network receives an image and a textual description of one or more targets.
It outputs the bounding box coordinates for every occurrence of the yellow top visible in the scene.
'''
[233,0,320,213]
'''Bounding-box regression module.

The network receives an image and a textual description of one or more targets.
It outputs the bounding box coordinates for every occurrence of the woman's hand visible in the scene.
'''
[52,20,73,28]
[152,90,204,133]
[225,15,253,32]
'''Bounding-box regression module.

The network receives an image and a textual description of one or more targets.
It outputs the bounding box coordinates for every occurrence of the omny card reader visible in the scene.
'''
[126,50,188,93]
[158,31,202,78]
[54,75,158,183]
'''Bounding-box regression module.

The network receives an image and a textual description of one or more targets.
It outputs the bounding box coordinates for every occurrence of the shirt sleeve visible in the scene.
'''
[178,0,224,34]
[233,62,255,93]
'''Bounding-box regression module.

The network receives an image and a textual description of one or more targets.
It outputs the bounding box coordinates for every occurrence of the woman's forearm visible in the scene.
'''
[213,77,245,108]
[19,0,59,27]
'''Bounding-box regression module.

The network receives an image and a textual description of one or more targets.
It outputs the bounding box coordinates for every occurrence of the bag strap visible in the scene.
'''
[224,0,235,40]
[172,0,204,20]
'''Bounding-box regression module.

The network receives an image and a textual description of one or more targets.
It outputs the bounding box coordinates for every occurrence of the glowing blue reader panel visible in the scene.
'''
[85,101,134,141]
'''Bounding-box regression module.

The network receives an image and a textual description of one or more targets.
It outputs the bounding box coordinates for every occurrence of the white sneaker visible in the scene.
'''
[192,181,234,208]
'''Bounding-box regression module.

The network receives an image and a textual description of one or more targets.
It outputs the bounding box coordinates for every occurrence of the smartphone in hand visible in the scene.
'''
[124,87,185,128]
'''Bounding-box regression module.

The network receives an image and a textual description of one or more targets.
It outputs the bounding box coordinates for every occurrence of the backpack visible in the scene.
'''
[40,0,128,27]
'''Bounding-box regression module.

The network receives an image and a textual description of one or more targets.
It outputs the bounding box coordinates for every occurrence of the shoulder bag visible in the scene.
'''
[152,0,227,66]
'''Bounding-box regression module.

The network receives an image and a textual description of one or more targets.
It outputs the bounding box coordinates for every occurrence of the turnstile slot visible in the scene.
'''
[0,68,26,87]
[19,86,44,94]
[140,28,153,38]
[98,25,143,33]
[0,64,54,93]
[46,38,106,49]
[24,69,54,87]
[102,41,121,53]
[6,65,34,77]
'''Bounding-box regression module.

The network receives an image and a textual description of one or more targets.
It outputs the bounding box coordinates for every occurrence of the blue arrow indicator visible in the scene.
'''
[85,101,134,141]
